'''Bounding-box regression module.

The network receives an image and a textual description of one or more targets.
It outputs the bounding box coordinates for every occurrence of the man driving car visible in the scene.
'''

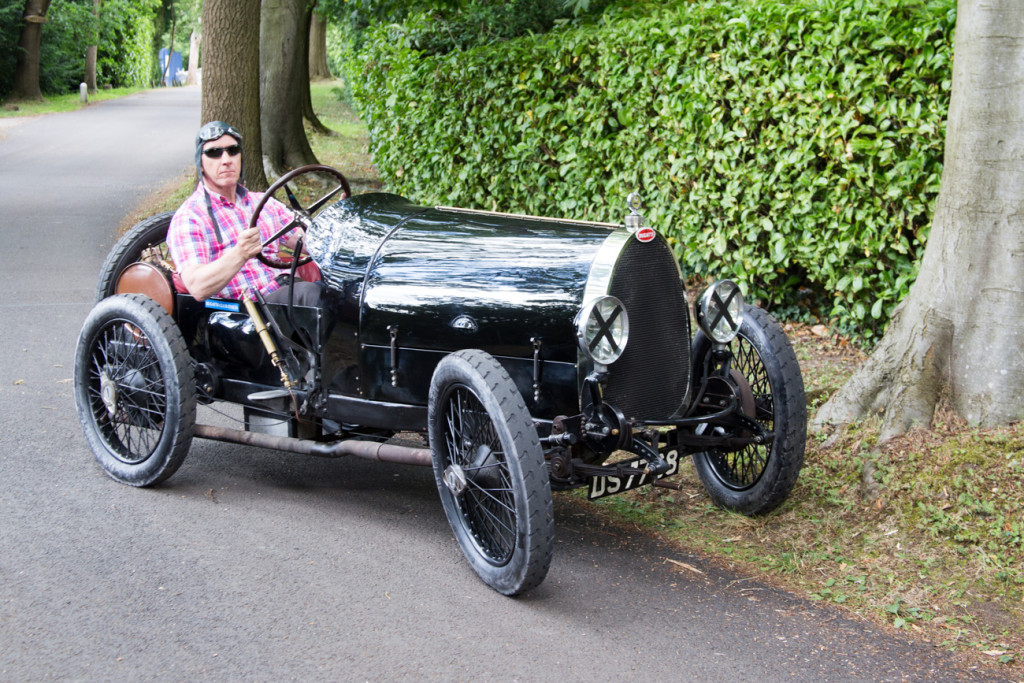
[167,121,321,306]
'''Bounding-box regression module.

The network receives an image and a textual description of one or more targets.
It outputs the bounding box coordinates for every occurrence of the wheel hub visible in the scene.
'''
[443,464,468,496]
[100,369,118,418]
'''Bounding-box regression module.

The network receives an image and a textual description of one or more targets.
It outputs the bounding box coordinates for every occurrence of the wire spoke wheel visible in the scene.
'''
[429,350,553,595]
[706,335,774,489]
[691,306,806,515]
[85,320,167,464]
[441,385,517,564]
[75,294,195,487]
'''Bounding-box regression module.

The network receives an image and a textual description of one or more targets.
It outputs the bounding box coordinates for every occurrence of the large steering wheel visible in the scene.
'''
[250,164,351,269]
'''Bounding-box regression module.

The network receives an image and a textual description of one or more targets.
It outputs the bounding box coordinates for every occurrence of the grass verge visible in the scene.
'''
[591,326,1023,671]
[1,87,147,117]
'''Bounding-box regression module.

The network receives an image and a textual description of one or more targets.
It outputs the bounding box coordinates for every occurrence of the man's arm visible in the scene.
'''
[178,226,263,301]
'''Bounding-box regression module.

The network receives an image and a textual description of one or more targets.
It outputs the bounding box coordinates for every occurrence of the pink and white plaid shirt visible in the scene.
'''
[168,184,298,300]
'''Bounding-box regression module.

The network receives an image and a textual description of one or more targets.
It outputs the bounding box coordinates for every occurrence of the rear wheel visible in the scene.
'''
[428,350,554,595]
[74,294,195,486]
[690,306,805,515]
[95,212,174,302]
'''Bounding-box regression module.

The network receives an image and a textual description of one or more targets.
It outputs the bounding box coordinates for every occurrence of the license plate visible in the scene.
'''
[587,449,680,500]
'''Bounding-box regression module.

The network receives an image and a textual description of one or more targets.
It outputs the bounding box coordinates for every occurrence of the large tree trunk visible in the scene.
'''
[202,0,267,190]
[84,0,99,93]
[260,0,319,179]
[813,0,1024,441]
[308,10,332,80]
[185,29,200,86]
[10,0,52,102]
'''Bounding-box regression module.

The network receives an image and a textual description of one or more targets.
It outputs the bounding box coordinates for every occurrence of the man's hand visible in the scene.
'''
[235,226,264,260]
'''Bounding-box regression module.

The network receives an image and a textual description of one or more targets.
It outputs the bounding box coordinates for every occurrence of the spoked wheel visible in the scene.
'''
[74,294,196,486]
[690,305,806,515]
[95,212,175,302]
[428,350,554,595]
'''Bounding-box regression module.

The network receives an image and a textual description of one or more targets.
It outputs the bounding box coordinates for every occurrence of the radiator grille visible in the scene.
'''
[603,238,692,421]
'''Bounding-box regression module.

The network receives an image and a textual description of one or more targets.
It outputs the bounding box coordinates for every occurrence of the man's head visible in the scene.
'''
[195,121,243,194]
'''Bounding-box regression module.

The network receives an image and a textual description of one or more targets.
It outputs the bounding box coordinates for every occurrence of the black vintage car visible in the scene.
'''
[75,165,806,595]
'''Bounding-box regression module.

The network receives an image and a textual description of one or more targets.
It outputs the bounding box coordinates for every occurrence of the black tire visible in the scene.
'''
[74,294,196,486]
[690,306,806,515]
[95,212,175,302]
[428,350,554,595]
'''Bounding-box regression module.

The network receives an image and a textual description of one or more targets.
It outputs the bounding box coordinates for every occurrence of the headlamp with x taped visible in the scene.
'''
[576,295,629,367]
[697,279,744,343]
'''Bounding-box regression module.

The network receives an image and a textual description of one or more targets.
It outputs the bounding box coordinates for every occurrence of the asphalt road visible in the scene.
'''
[0,87,1007,681]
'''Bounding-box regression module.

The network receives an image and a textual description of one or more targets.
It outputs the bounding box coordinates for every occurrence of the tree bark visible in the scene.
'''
[301,4,332,136]
[813,0,1024,441]
[201,0,267,190]
[185,29,200,86]
[260,0,319,179]
[308,10,332,80]
[10,0,52,102]
[84,0,99,93]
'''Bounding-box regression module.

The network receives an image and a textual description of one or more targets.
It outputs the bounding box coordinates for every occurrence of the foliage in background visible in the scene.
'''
[96,0,160,89]
[319,0,613,53]
[0,0,26,100]
[40,0,99,94]
[344,0,954,340]
[0,0,165,101]
[154,0,201,72]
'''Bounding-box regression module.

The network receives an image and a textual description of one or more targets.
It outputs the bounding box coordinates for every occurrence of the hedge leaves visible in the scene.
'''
[347,0,955,340]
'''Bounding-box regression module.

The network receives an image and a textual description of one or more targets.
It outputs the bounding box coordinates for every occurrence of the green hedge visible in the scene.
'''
[347,0,954,339]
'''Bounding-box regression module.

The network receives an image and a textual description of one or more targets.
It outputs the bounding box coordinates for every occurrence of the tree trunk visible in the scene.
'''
[308,10,332,80]
[301,3,332,136]
[162,10,177,86]
[185,29,200,86]
[202,0,267,190]
[84,0,99,93]
[813,0,1024,441]
[10,0,52,102]
[260,0,319,179]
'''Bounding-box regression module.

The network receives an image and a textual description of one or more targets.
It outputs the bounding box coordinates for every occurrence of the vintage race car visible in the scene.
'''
[75,165,806,595]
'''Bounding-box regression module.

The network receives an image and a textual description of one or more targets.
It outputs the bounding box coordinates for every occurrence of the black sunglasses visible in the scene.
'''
[203,144,242,159]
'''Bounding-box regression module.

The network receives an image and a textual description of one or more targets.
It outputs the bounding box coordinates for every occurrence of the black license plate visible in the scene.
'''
[587,449,680,500]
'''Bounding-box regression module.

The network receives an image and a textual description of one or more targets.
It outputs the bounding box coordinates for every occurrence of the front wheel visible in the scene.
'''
[428,350,554,595]
[690,306,806,515]
[74,294,196,486]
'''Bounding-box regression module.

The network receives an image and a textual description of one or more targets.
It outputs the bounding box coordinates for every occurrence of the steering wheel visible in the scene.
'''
[249,164,352,269]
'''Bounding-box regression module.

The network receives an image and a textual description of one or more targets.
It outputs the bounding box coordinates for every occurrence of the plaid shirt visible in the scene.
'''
[168,184,297,300]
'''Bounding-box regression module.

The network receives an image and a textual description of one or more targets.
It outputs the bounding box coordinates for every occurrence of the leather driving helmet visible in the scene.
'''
[194,121,246,243]
[194,120,244,183]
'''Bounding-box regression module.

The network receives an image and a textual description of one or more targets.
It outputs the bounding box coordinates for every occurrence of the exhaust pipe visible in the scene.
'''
[193,424,433,467]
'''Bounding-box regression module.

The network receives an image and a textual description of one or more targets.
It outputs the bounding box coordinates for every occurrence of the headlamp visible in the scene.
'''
[697,280,744,343]
[576,295,629,367]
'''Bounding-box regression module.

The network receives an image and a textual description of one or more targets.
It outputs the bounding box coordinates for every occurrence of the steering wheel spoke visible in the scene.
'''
[306,185,345,214]
[250,164,352,270]
[283,183,304,212]
[260,216,305,251]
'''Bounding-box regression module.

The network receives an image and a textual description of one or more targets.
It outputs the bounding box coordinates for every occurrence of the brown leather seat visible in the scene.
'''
[115,262,176,316]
